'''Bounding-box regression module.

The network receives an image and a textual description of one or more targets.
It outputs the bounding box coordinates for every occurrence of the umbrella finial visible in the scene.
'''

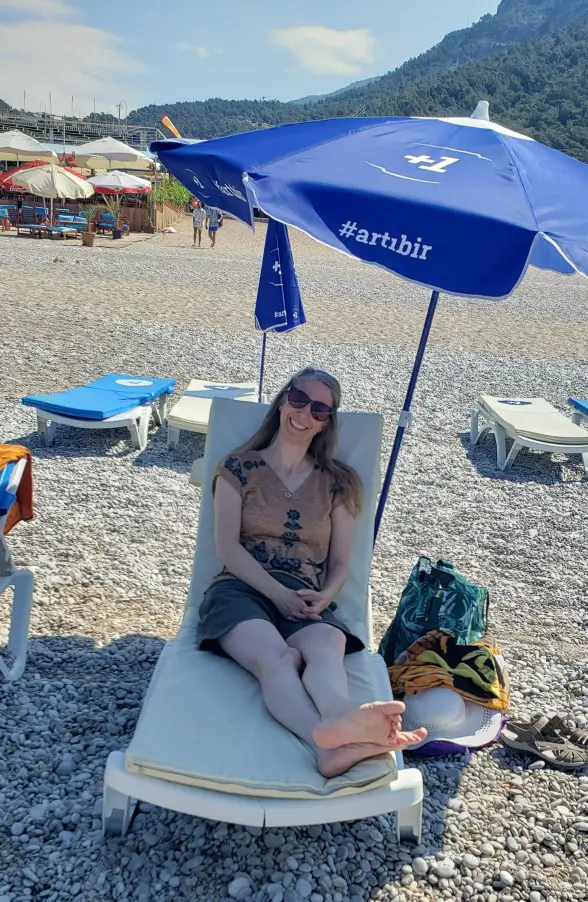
[470,100,490,121]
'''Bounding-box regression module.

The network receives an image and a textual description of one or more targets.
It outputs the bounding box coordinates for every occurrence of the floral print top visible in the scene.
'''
[213,450,344,590]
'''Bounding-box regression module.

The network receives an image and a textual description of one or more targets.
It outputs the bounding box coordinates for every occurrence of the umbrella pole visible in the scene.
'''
[373,289,440,543]
[258,332,267,402]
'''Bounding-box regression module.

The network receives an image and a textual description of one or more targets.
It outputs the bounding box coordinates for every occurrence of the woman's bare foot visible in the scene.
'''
[317,728,428,778]
[313,701,408,749]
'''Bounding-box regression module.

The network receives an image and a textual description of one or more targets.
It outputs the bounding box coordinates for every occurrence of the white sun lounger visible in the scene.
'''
[103,398,424,840]
[471,395,588,472]
[0,457,34,681]
[167,380,258,449]
[23,375,175,452]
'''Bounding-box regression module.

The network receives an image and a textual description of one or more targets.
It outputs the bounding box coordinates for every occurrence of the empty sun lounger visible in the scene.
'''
[0,456,34,682]
[569,397,588,428]
[167,380,258,449]
[471,395,588,472]
[22,374,176,451]
[102,398,424,839]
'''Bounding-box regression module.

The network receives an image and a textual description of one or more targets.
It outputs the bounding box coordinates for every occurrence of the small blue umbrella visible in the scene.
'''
[152,104,588,539]
[255,218,306,400]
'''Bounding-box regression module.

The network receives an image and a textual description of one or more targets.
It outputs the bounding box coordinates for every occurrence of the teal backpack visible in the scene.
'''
[378,556,490,666]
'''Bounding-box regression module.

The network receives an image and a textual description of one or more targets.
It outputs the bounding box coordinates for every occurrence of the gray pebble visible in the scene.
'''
[435,860,455,878]
[295,878,313,898]
[229,877,252,899]
[412,857,428,877]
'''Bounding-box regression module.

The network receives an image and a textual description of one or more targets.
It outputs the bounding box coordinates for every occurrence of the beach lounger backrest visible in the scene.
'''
[183,398,383,647]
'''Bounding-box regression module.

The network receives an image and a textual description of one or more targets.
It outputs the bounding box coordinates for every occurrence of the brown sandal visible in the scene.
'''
[502,715,588,770]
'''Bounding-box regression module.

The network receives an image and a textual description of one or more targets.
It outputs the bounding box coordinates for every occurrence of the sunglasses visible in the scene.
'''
[286,387,334,422]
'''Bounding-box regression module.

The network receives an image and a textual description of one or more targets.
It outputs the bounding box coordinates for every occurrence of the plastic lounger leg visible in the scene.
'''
[470,407,487,445]
[167,425,181,450]
[37,414,56,447]
[582,452,588,473]
[138,411,151,450]
[128,420,141,450]
[503,439,523,471]
[571,412,581,426]
[493,424,508,469]
[157,395,168,426]
[0,569,34,681]
[102,781,135,837]
[396,801,423,844]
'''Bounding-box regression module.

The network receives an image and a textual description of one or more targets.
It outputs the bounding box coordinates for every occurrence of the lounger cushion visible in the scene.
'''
[569,398,588,419]
[126,644,396,798]
[478,395,588,445]
[167,380,258,433]
[22,374,176,420]
[126,399,396,798]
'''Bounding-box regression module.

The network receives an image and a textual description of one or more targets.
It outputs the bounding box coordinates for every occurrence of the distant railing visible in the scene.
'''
[0,110,164,151]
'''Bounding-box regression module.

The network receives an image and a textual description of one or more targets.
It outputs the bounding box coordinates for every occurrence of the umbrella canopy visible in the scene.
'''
[87,170,151,195]
[73,137,144,167]
[0,129,56,162]
[254,219,306,400]
[0,159,86,192]
[152,106,588,298]
[9,163,94,199]
[152,105,588,539]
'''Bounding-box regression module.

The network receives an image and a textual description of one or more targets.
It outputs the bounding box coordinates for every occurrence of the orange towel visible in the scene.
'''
[0,445,33,535]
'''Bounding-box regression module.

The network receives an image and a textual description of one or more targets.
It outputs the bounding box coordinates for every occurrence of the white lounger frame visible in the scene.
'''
[102,401,424,843]
[103,745,423,839]
[471,403,588,473]
[35,395,168,452]
[0,457,34,681]
[102,604,423,841]
[167,382,258,450]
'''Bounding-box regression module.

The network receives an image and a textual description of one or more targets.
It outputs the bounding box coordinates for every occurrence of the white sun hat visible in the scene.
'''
[402,687,503,752]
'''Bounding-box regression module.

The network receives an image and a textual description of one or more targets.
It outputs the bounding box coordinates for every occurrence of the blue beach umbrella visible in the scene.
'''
[152,104,588,539]
[254,218,306,401]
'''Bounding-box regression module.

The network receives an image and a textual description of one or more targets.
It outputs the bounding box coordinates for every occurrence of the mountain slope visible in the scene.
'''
[292,76,380,106]
[318,0,588,108]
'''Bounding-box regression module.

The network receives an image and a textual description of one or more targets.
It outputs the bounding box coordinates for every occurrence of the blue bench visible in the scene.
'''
[56,214,87,232]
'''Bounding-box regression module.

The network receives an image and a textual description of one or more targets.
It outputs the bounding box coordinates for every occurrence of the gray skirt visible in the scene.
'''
[197,571,364,656]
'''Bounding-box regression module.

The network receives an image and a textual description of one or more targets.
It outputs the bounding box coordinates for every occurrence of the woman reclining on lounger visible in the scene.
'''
[197,367,427,776]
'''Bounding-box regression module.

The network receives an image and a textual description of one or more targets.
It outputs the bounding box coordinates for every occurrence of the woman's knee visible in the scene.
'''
[294,625,346,662]
[260,645,302,679]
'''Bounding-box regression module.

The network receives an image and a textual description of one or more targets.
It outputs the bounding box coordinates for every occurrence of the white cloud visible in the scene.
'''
[0,20,145,116]
[269,25,375,77]
[176,42,211,59]
[0,0,74,16]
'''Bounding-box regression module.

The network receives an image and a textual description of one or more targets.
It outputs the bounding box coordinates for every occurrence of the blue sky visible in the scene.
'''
[0,0,499,117]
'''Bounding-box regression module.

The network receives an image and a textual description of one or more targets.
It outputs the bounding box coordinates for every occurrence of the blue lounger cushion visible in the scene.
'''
[22,374,176,421]
[569,398,588,418]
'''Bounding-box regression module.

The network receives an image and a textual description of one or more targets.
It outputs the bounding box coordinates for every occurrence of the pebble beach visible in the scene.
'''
[1,216,588,902]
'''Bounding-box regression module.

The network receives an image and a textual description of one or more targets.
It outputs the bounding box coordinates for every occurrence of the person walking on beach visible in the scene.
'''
[205,206,222,248]
[192,200,205,248]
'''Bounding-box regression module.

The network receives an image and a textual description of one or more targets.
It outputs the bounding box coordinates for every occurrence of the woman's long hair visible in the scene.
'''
[217,367,362,516]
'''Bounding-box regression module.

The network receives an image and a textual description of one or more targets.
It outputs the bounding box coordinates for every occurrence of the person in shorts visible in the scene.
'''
[205,206,222,248]
[192,200,205,247]
[197,366,426,777]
